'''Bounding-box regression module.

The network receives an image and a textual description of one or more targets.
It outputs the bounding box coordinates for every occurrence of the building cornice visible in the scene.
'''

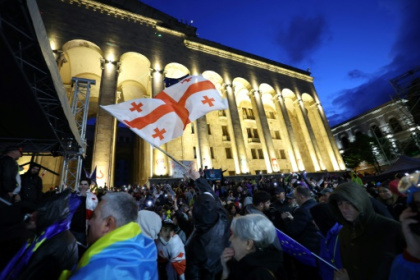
[67,0,158,27]
[184,40,314,82]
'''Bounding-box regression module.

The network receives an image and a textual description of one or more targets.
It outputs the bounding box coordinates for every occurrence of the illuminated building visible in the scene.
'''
[30,0,345,187]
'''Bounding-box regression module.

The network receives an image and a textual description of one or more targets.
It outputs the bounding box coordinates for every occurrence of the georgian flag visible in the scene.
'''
[101,75,228,146]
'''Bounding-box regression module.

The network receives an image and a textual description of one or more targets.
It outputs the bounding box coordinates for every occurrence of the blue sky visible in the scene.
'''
[141,0,420,127]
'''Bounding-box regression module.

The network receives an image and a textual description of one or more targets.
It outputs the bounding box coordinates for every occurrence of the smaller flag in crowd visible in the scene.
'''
[101,75,228,147]
[276,228,317,267]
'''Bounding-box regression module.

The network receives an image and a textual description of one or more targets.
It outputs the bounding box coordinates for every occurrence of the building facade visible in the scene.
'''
[331,100,420,172]
[34,0,344,187]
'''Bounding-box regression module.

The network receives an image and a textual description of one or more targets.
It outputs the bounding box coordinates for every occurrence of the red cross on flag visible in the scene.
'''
[101,75,228,146]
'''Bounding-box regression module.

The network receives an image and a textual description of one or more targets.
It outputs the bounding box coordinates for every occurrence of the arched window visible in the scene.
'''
[371,125,383,138]
[389,118,403,133]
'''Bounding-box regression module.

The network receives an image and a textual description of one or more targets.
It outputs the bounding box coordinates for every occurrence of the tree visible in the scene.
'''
[342,133,380,171]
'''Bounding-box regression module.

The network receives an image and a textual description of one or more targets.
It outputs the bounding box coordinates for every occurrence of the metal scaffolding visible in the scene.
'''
[60,78,96,190]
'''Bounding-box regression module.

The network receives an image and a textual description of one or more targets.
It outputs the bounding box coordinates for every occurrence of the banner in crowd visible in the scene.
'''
[204,169,222,181]
[171,160,195,178]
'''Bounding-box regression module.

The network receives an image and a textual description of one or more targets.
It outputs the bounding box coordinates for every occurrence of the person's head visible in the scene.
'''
[28,163,41,175]
[274,187,285,202]
[229,214,276,261]
[226,203,237,215]
[318,188,333,203]
[79,178,91,194]
[294,185,312,206]
[329,182,374,225]
[137,210,162,240]
[88,192,138,245]
[377,185,393,201]
[3,146,22,160]
[159,219,176,244]
[253,191,271,211]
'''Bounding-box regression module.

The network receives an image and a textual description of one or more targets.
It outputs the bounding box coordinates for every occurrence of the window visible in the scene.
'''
[253,129,259,139]
[191,123,195,134]
[247,128,253,138]
[242,108,255,120]
[389,118,403,133]
[218,110,227,117]
[279,149,286,159]
[371,125,383,138]
[207,124,212,135]
[258,149,264,159]
[210,147,214,159]
[271,130,281,139]
[193,147,197,159]
[225,148,232,159]
[251,149,258,159]
[270,112,275,119]
[222,126,230,141]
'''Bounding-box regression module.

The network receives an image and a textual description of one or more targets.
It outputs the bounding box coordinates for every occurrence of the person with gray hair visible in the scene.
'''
[60,192,158,280]
[220,214,284,280]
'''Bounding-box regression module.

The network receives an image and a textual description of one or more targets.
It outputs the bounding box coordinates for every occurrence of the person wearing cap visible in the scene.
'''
[329,182,404,280]
[0,146,23,204]
[156,219,186,280]
[389,172,420,279]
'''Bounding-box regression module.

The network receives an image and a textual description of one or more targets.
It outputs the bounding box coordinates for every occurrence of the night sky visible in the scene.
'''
[140,0,420,127]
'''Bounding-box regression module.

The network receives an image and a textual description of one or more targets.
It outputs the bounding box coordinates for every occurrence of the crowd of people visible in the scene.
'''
[1,145,420,279]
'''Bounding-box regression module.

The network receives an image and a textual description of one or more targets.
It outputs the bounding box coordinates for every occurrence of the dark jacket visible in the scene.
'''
[227,245,284,280]
[329,182,405,280]
[20,168,43,205]
[2,189,78,280]
[0,155,19,202]
[283,198,321,254]
[185,178,231,280]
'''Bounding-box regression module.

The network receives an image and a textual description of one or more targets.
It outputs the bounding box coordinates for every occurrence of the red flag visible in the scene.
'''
[101,75,228,146]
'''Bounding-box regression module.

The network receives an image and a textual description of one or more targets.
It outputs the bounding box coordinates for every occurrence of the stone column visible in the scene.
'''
[225,84,249,174]
[250,90,278,173]
[295,96,323,171]
[91,61,118,187]
[275,94,300,171]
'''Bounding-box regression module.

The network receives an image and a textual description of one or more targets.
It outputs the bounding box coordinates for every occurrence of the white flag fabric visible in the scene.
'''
[101,75,228,146]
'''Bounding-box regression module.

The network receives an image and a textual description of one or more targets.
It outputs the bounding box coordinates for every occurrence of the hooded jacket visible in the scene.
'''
[185,178,230,280]
[329,182,405,280]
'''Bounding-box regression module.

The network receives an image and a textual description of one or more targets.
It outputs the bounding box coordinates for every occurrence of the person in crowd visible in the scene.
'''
[318,188,333,203]
[0,146,23,204]
[329,182,405,280]
[156,219,186,280]
[220,214,284,280]
[376,181,406,221]
[184,167,230,280]
[389,172,420,279]
[70,178,98,253]
[19,163,43,211]
[310,203,342,280]
[242,190,271,215]
[281,184,321,280]
[0,189,78,280]
[60,192,157,279]
[225,202,240,221]
[137,209,162,240]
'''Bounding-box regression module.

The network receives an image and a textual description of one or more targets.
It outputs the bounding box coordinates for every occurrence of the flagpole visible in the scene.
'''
[311,252,339,271]
[152,144,189,171]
